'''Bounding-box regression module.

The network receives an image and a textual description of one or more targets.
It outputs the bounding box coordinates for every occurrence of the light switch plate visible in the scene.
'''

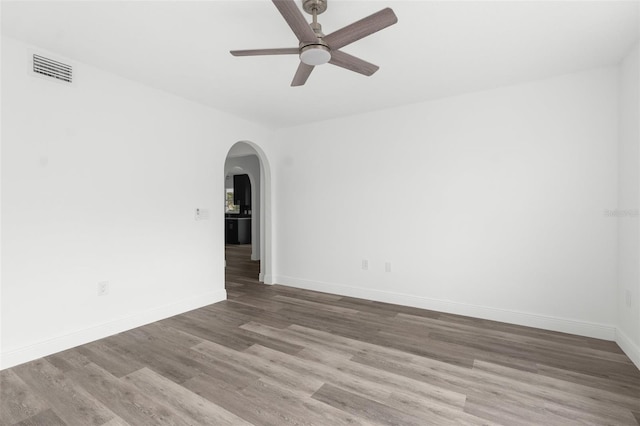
[195,208,210,221]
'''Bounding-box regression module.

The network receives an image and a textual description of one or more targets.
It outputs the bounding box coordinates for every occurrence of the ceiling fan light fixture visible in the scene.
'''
[300,45,331,66]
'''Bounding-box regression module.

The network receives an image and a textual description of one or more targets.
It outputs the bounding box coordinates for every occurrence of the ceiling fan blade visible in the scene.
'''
[291,62,314,86]
[329,50,379,76]
[272,0,318,44]
[230,48,299,57]
[324,8,398,50]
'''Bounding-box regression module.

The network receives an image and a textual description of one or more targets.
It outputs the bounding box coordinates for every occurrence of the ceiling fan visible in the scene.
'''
[230,0,398,87]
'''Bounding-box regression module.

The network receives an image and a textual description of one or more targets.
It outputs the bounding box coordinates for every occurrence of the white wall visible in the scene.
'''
[0,36,268,369]
[271,67,620,339]
[617,42,640,367]
[224,153,261,262]
[0,30,4,364]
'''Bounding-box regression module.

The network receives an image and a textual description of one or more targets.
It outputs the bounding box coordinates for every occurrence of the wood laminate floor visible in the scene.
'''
[1,244,639,425]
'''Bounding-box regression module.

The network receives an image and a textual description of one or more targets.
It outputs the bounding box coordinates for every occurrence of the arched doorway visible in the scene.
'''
[223,141,272,284]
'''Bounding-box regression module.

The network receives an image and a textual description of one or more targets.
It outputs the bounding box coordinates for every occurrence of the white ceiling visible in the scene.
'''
[2,0,639,128]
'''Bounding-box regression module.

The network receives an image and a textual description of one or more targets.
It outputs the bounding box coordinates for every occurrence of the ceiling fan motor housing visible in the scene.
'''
[300,21,330,66]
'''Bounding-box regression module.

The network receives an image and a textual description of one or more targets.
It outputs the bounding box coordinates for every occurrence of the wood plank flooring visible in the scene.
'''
[1,244,639,425]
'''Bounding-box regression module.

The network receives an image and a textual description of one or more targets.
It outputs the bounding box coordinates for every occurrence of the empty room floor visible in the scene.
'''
[1,245,639,425]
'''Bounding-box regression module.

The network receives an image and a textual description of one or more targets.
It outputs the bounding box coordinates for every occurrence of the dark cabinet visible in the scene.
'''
[233,174,251,208]
[227,174,252,245]
[225,218,251,244]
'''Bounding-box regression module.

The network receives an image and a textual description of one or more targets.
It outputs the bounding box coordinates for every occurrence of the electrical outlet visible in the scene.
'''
[361,259,369,270]
[385,262,392,273]
[98,281,109,296]
[625,289,632,308]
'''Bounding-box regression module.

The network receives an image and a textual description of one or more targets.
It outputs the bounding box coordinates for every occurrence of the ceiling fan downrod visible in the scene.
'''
[304,0,325,37]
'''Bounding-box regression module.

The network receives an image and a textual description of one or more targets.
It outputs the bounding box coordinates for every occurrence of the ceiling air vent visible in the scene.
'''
[32,54,72,83]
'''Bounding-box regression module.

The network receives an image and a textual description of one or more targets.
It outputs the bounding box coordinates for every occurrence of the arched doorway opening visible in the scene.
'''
[223,141,272,284]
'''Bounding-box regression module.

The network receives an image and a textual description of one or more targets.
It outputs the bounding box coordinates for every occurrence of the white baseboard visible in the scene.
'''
[616,328,640,370]
[274,275,617,341]
[262,274,275,285]
[4,279,633,371]
[0,290,226,370]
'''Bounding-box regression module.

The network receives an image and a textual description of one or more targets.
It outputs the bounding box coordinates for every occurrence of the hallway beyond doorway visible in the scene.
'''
[225,244,260,294]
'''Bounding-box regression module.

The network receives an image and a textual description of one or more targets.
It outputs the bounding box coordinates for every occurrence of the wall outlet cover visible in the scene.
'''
[98,281,109,296]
